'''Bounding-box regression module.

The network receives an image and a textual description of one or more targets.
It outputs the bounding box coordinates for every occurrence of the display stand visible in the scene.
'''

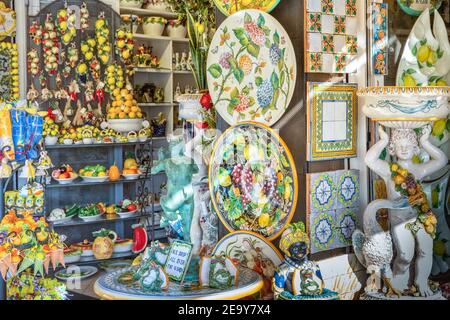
[94,267,263,300]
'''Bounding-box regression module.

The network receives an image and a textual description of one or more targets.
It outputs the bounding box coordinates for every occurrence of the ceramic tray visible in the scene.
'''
[212,231,283,278]
[213,0,281,16]
[207,9,296,127]
[209,122,297,240]
[94,267,262,300]
[55,266,98,281]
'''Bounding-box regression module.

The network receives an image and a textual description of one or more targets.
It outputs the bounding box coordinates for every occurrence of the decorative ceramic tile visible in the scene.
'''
[307,169,361,254]
[322,34,335,53]
[322,0,334,14]
[307,12,322,32]
[372,2,388,75]
[305,0,358,73]
[307,82,358,161]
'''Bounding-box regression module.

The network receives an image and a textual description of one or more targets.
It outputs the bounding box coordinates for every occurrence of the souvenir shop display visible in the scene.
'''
[0,42,19,102]
[0,2,16,40]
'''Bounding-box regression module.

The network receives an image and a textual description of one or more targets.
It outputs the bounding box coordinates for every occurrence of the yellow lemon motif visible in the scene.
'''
[432,119,447,137]
[403,75,416,87]
[417,45,431,63]
[258,213,270,228]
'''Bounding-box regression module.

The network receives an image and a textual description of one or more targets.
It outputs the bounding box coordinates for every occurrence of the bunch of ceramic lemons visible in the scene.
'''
[95,13,111,65]
[81,38,96,61]
[115,27,134,64]
[107,88,144,120]
[105,64,125,93]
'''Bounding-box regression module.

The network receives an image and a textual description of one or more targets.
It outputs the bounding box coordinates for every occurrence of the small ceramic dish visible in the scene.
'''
[71,240,94,257]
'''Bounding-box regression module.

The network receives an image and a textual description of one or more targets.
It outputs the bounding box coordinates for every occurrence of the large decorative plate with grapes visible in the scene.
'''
[213,0,282,16]
[209,122,298,240]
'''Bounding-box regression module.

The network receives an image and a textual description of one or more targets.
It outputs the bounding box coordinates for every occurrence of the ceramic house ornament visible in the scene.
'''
[396,9,450,87]
[207,10,297,126]
[273,222,339,300]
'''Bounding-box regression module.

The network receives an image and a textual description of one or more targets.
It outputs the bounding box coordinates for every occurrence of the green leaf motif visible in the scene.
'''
[230,87,239,99]
[233,28,246,41]
[244,13,252,24]
[412,45,418,56]
[273,32,280,45]
[255,76,263,86]
[271,72,279,90]
[233,68,244,84]
[405,68,416,75]
[257,14,265,27]
[208,64,222,79]
[247,43,260,58]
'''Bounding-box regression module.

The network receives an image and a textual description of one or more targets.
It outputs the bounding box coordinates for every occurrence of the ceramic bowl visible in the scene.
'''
[78,213,104,222]
[113,239,133,253]
[83,138,94,145]
[142,17,167,37]
[63,249,82,264]
[122,173,141,180]
[45,136,58,146]
[80,176,109,183]
[71,242,94,257]
[120,0,144,8]
[358,86,450,129]
[166,23,187,38]
[63,139,73,145]
[52,174,78,185]
[107,119,144,133]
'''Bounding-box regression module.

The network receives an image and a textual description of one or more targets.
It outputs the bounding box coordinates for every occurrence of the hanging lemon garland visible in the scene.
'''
[0,42,19,101]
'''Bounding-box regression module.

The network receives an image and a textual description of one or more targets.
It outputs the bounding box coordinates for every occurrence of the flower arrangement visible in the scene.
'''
[7,273,68,300]
[390,163,437,238]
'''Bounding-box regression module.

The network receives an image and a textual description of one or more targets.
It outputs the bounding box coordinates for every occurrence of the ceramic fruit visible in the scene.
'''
[113,239,133,253]
[52,164,78,184]
[142,17,167,37]
[79,165,107,178]
[115,27,134,64]
[166,20,186,38]
[132,223,148,253]
[209,122,298,240]
[207,10,296,126]
[71,240,93,257]
[92,229,118,260]
[109,163,121,181]
[108,88,144,120]
[213,0,282,16]
[95,12,111,65]
[120,0,144,8]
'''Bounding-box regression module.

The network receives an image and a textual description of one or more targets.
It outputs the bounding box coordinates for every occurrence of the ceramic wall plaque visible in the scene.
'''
[213,0,282,16]
[396,9,450,87]
[306,82,358,161]
[207,10,296,127]
[306,169,360,253]
[304,0,358,74]
[397,0,442,16]
[372,2,388,75]
[164,240,193,283]
[209,122,298,241]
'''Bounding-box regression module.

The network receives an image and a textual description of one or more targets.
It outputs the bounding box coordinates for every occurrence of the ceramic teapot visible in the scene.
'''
[92,229,118,260]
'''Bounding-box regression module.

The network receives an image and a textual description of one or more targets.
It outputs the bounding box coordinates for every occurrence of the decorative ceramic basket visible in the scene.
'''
[144,0,169,11]
[177,93,203,122]
[142,17,167,36]
[107,119,146,133]
[120,0,144,8]
[166,23,187,38]
[358,86,450,129]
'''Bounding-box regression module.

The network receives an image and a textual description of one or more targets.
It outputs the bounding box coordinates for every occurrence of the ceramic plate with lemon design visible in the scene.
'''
[396,9,450,87]
[207,9,296,127]
[209,122,297,240]
[213,0,281,16]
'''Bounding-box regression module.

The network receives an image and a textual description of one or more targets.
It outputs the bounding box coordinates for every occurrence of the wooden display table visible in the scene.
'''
[94,268,263,300]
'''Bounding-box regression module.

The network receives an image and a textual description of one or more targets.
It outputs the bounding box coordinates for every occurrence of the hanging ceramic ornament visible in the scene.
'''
[115,26,134,64]
[27,48,40,76]
[95,12,111,65]
[207,10,296,126]
[213,0,281,16]
[396,9,450,86]
[397,0,442,17]
[57,5,77,45]
[95,79,106,117]
[209,122,298,240]
[80,2,90,33]
[29,20,42,45]
[0,2,16,40]
[42,13,59,76]
[76,61,89,85]
[27,84,39,102]
[0,42,19,101]
[81,38,96,61]
[89,57,101,80]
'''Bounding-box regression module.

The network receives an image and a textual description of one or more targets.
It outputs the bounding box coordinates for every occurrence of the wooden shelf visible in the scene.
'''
[133,67,172,73]
[120,6,178,19]
[133,33,188,43]
[173,70,193,75]
[138,102,173,107]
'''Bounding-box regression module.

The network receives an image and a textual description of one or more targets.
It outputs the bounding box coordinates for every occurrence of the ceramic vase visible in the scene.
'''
[120,0,144,8]
[142,17,167,37]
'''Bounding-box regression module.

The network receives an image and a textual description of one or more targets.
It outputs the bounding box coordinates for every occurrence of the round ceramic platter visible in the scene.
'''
[78,213,104,222]
[207,9,296,127]
[98,260,133,272]
[55,266,98,282]
[209,122,297,240]
[397,0,442,16]
[213,0,281,16]
[117,209,138,218]
[212,231,283,277]
[94,267,263,300]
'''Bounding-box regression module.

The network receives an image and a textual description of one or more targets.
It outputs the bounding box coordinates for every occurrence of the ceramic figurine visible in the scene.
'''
[153,87,164,103]
[180,52,188,71]
[140,262,169,292]
[174,83,181,101]
[354,125,447,298]
[199,256,238,289]
[273,222,339,300]
[150,135,198,243]
[175,52,180,70]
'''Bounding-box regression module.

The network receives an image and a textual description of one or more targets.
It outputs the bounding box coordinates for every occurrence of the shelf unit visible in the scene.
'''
[120,5,196,135]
